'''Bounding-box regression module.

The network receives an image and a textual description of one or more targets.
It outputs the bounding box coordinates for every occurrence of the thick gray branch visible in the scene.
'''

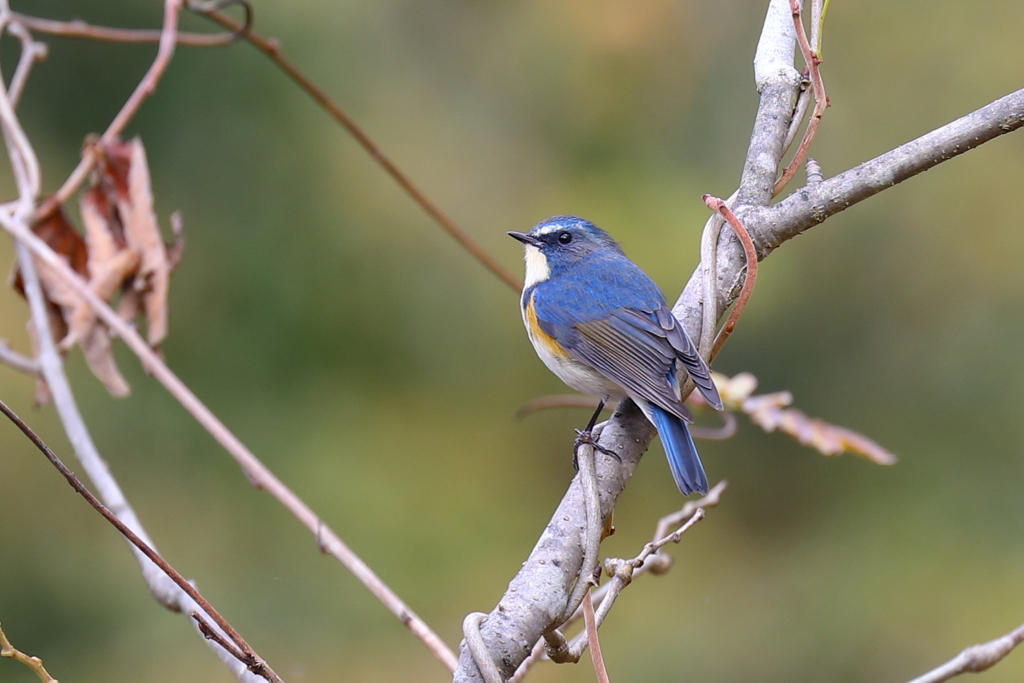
[675,86,1024,329]
[754,87,1024,251]
[740,0,801,207]
[455,401,653,681]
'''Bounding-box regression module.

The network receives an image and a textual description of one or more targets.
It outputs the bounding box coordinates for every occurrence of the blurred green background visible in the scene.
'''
[2,1,1023,682]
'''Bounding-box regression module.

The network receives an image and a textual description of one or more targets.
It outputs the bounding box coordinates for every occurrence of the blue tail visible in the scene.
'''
[647,404,708,496]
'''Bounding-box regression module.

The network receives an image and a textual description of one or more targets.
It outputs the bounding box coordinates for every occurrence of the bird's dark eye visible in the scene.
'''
[557,231,573,245]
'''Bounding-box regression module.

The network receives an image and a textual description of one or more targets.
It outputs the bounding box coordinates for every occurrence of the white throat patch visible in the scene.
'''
[523,245,551,288]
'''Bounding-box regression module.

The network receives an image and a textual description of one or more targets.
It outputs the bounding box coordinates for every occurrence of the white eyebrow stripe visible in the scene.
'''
[533,224,563,237]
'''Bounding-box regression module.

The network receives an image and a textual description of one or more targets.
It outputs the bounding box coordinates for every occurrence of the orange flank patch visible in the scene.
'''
[526,292,569,359]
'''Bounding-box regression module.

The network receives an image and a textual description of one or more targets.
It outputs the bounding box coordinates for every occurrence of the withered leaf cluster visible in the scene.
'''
[710,372,898,465]
[12,137,183,402]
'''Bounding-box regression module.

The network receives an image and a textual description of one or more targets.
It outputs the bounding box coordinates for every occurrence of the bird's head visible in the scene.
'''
[508,215,622,287]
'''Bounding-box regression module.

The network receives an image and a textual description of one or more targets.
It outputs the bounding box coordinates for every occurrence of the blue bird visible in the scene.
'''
[510,216,723,495]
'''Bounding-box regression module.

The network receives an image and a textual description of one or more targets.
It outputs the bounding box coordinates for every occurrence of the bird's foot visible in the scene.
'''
[573,428,621,469]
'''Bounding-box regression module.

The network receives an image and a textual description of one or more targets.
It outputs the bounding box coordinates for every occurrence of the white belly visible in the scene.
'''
[525,317,625,400]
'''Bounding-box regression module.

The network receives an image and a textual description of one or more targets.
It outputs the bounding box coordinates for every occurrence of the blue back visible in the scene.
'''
[530,250,666,326]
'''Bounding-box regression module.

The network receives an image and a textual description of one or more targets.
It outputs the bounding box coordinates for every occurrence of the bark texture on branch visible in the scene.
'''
[756,87,1024,250]
[456,401,653,681]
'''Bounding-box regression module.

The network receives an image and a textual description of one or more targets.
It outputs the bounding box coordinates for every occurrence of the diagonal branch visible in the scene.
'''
[454,401,655,681]
[0,205,459,673]
[0,5,276,681]
[193,4,522,292]
[1,2,456,674]
[0,399,284,683]
[0,623,57,683]
[904,622,1024,683]
[757,87,1024,250]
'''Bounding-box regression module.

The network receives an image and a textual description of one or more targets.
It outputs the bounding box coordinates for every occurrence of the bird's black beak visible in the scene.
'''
[508,231,543,247]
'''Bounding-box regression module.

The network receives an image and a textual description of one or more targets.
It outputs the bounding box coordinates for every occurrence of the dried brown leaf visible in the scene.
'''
[101,138,170,347]
[11,205,89,314]
[116,287,142,323]
[8,208,87,403]
[63,188,142,350]
[80,324,131,398]
[9,202,137,398]
[709,371,761,408]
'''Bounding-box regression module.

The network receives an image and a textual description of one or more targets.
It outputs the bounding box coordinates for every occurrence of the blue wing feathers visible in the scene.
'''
[648,403,708,496]
[532,253,663,326]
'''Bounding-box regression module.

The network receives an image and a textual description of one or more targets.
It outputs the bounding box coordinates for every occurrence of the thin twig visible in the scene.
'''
[192,611,248,663]
[597,482,725,619]
[702,196,758,362]
[0,16,41,203]
[582,586,611,683]
[515,394,605,419]
[904,623,1024,683]
[0,623,57,683]
[688,411,738,441]
[698,210,725,357]
[773,0,829,195]
[548,483,726,668]
[38,0,184,219]
[193,4,522,292]
[652,480,727,545]
[692,190,736,400]
[0,400,284,683]
[557,505,708,663]
[573,509,707,658]
[10,10,242,47]
[642,507,706,560]
[4,21,47,107]
[562,505,710,662]
[463,613,504,683]
[0,339,38,374]
[561,440,604,623]
[0,210,459,673]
